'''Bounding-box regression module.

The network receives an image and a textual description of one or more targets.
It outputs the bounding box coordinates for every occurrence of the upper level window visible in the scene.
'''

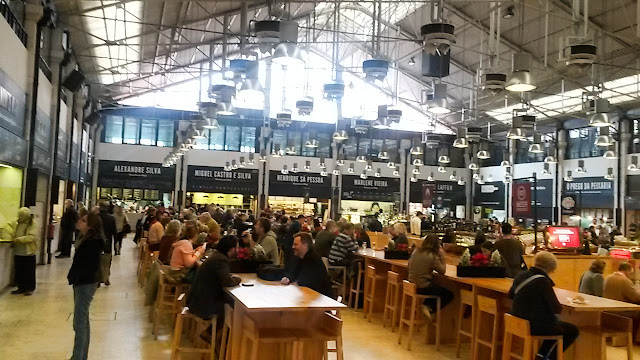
[123,117,140,144]
[103,116,174,147]
[104,116,123,144]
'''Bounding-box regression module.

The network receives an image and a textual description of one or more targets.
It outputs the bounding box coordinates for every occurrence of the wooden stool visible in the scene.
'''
[456,289,474,358]
[382,271,402,331]
[322,257,348,302]
[219,304,234,360]
[348,261,365,309]
[397,280,441,351]
[315,313,344,360]
[363,265,386,321]
[601,312,633,360]
[240,315,298,360]
[502,313,563,360]
[473,295,500,360]
[152,266,189,339]
[170,307,216,360]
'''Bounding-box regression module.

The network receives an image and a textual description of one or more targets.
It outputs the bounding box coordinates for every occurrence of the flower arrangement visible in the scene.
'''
[236,247,252,260]
[470,253,490,267]
[457,249,506,278]
[384,240,411,260]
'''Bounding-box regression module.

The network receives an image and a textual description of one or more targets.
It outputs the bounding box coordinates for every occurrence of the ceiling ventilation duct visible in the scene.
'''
[296,98,313,116]
[482,72,507,93]
[352,118,371,134]
[323,82,345,100]
[255,20,280,54]
[420,1,455,78]
[362,59,390,82]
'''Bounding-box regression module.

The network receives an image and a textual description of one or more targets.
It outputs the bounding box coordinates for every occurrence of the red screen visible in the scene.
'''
[547,227,581,249]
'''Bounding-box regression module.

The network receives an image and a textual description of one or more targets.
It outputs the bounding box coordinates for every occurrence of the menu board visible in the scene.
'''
[186,166,258,194]
[133,189,143,199]
[110,188,123,198]
[98,160,175,191]
[144,189,159,200]
[99,188,111,198]
[547,227,581,249]
[123,188,133,199]
[0,126,27,167]
[269,171,331,198]
[341,175,400,202]
[0,67,27,136]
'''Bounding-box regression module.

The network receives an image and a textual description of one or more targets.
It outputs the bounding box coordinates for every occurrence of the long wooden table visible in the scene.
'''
[357,249,640,360]
[226,273,347,360]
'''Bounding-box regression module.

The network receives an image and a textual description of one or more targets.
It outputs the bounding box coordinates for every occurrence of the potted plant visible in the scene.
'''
[384,240,412,260]
[456,249,506,278]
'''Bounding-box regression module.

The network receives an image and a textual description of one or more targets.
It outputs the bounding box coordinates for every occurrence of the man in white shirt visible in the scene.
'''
[410,212,423,235]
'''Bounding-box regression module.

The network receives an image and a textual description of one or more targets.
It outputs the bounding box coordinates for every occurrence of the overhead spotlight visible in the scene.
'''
[365,160,373,172]
[289,162,297,172]
[378,148,389,160]
[529,134,544,153]
[387,160,396,168]
[362,59,390,82]
[506,53,537,92]
[449,171,457,181]
[473,172,480,180]
[413,158,424,166]
[603,146,618,159]
[239,157,247,168]
[453,128,469,148]
[438,155,450,164]
[247,153,256,166]
[231,160,239,170]
[604,167,615,180]
[393,166,400,177]
[410,137,424,155]
[477,175,485,184]
[372,118,392,130]
[305,139,319,148]
[281,165,289,175]
[375,168,381,177]
[427,172,435,181]
[500,160,511,167]
[356,155,367,163]
[575,160,586,174]
[438,166,447,173]
[285,139,296,155]
[360,170,368,180]
[564,170,574,182]
[408,56,416,66]
[319,157,327,169]
[477,142,491,159]
[544,152,557,164]
[595,127,614,147]
[426,84,451,114]
[413,166,421,175]
[469,162,479,171]
[336,155,345,167]
[296,97,314,116]
[503,5,515,19]
[458,179,465,186]
[629,155,640,171]
[304,160,311,172]
[541,163,552,176]
[587,99,612,127]
[332,169,340,176]
[271,144,283,157]
[224,161,231,171]
[320,170,328,177]
[332,130,349,142]
[259,149,267,162]
[347,163,355,174]
[410,175,418,183]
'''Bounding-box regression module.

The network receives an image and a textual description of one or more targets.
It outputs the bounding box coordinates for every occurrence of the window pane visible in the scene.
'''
[194,129,210,149]
[225,126,241,151]
[240,127,256,153]
[104,116,123,144]
[210,127,224,150]
[272,130,287,153]
[358,137,371,157]
[123,117,140,144]
[140,119,157,145]
[317,133,331,158]
[343,138,357,160]
[157,120,174,147]
[289,131,302,155]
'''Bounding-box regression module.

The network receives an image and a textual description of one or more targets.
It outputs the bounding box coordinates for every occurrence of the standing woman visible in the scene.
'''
[112,205,128,256]
[67,209,104,360]
[1,207,38,295]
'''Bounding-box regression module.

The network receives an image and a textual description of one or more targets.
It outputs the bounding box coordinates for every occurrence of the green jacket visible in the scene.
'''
[1,210,39,256]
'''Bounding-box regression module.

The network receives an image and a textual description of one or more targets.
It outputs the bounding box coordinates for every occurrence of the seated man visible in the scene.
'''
[186,236,241,321]
[328,222,360,278]
[509,252,579,360]
[603,261,640,303]
[314,220,338,258]
[281,232,334,298]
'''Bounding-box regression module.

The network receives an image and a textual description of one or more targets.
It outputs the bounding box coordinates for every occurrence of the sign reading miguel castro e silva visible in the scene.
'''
[269,171,331,198]
[562,176,613,209]
[187,166,258,194]
[98,160,175,191]
[341,175,400,202]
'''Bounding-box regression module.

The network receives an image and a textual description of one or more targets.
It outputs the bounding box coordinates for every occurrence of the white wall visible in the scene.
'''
[96,143,173,162]
[0,15,29,91]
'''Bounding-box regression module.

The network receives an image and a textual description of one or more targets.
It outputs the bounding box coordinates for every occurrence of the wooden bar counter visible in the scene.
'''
[357,249,640,360]
[226,273,347,360]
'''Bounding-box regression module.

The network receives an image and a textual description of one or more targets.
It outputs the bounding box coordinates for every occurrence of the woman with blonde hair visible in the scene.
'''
[158,220,181,264]
[390,222,409,245]
[408,233,454,317]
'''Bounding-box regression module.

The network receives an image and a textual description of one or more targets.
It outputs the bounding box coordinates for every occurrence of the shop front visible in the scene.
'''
[409,180,466,220]
[473,181,506,222]
[341,175,401,224]
[97,160,175,209]
[561,176,614,227]
[512,178,554,227]
[268,171,331,216]
[186,166,258,211]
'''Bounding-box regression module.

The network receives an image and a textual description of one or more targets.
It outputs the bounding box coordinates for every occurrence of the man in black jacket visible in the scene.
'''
[187,236,241,321]
[281,232,334,299]
[97,202,117,286]
[56,199,78,258]
[509,251,578,360]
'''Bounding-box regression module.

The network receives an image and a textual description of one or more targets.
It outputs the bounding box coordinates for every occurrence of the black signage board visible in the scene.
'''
[562,176,613,209]
[0,126,27,167]
[69,141,79,182]
[626,175,640,210]
[341,175,400,202]
[268,171,331,198]
[0,67,27,137]
[57,130,67,160]
[54,156,69,179]
[186,166,258,194]
[33,108,52,152]
[409,180,466,208]
[473,181,505,209]
[511,178,554,215]
[98,160,175,191]
[31,146,52,174]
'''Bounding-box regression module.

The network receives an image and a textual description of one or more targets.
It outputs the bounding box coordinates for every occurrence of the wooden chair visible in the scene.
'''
[170,307,217,360]
[219,304,234,360]
[316,313,345,360]
[382,271,402,331]
[374,233,391,250]
[502,313,563,360]
[474,295,501,360]
[456,289,474,358]
[152,266,189,340]
[239,315,298,360]
[397,280,442,351]
[601,312,633,360]
[322,257,348,302]
[363,265,386,322]
[347,261,365,309]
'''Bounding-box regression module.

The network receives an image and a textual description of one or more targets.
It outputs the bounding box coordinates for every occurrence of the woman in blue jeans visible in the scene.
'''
[67,209,104,360]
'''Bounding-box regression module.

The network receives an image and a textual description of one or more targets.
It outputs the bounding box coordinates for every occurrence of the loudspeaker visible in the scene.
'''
[421,50,450,78]
[62,69,85,92]
[84,111,101,126]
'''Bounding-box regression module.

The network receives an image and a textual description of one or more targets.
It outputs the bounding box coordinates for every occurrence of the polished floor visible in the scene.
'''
[0,237,637,360]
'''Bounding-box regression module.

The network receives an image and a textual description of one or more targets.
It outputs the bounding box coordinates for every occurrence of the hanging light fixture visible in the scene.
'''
[426,83,451,114]
[541,163,552,176]
[603,146,618,159]
[413,166,421,175]
[438,166,447,173]
[450,170,457,181]
[336,154,345,167]
[458,179,465,186]
[209,84,236,116]
[271,144,283,157]
[202,117,220,130]
[259,149,267,162]
[319,156,327,169]
[437,147,450,164]
[544,149,557,164]
[506,115,528,140]
[588,99,612,127]
[375,168,381,177]
[393,166,400,177]
[332,130,349,142]
[304,160,311,172]
[247,153,256,165]
[477,175,485,185]
[575,160,586,174]
[321,170,328,177]
[281,165,289,175]
[356,155,367,163]
[564,170,573,182]
[332,169,340,176]
[473,172,480,180]
[477,141,490,159]
[506,53,537,92]
[271,21,305,66]
[291,163,299,173]
[305,132,319,148]
[605,167,615,180]
[378,145,389,160]
[469,161,479,171]
[347,163,355,173]
[427,172,435,182]
[500,159,511,167]
[360,170,368,179]
[413,157,424,166]
[410,137,423,155]
[629,155,640,171]
[528,134,544,153]
[285,139,296,155]
[595,127,614,147]
[365,160,373,172]
[387,159,396,168]
[452,128,469,148]
[410,175,418,182]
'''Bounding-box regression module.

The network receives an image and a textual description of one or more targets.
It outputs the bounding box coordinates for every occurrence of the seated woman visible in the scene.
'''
[170,225,206,271]
[442,227,456,244]
[390,223,409,245]
[579,259,606,297]
[158,220,181,264]
[408,233,454,317]
[468,231,486,256]
[354,224,371,248]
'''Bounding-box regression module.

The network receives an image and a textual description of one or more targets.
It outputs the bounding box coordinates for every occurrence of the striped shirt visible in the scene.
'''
[328,233,358,263]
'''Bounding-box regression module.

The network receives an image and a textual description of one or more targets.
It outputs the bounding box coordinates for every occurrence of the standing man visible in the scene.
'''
[255,217,279,265]
[56,199,78,258]
[494,223,525,278]
[410,212,423,235]
[97,202,117,286]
